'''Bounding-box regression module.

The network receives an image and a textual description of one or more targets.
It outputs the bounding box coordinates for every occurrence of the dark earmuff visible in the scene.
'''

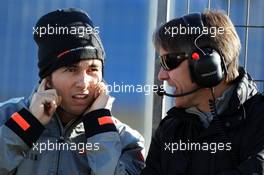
[181,13,227,87]
[189,48,224,87]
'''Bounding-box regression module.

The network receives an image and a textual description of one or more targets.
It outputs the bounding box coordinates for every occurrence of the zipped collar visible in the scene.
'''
[224,67,258,114]
[185,84,236,128]
[184,67,258,127]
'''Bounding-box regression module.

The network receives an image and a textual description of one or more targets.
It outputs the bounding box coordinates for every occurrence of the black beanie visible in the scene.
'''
[34,8,105,79]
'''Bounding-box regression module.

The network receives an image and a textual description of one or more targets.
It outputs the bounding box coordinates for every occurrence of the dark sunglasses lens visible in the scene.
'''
[160,54,187,70]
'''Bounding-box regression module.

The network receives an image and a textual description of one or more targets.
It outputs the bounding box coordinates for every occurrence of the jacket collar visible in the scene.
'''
[167,67,258,126]
[223,67,258,115]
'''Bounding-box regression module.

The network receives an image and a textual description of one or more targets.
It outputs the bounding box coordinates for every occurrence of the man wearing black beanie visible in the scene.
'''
[0,8,144,175]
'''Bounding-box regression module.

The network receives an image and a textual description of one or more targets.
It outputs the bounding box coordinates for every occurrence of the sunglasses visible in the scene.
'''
[159,52,189,71]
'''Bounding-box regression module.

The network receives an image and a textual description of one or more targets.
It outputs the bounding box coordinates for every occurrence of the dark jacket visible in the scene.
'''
[142,68,264,175]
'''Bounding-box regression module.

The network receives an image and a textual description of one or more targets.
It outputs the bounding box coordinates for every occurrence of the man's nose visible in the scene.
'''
[158,67,170,81]
[75,72,94,89]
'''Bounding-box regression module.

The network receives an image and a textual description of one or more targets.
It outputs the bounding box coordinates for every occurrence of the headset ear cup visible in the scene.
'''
[190,49,224,87]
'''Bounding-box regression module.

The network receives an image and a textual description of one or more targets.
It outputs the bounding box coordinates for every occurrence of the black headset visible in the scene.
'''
[181,13,228,88]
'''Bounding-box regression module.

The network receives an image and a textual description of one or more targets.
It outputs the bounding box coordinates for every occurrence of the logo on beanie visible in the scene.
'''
[57,46,96,58]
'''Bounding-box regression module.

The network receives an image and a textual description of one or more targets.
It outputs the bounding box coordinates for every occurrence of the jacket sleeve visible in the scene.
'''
[216,127,264,175]
[82,109,145,175]
[141,126,162,175]
[217,98,264,175]
[0,99,45,174]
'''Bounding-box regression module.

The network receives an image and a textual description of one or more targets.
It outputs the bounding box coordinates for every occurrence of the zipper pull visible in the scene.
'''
[57,136,65,143]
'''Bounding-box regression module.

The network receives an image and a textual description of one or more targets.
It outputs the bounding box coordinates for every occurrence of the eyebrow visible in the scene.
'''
[66,63,101,68]
[89,64,101,68]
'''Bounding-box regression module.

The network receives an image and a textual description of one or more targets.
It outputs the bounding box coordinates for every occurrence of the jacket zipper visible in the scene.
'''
[54,113,84,175]
[55,114,63,175]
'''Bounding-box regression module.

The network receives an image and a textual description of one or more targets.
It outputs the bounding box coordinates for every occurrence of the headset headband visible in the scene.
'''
[181,13,204,31]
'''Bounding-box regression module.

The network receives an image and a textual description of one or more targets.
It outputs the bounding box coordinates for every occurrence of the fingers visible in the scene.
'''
[44,89,61,105]
[38,78,47,92]
[57,96,62,106]
[33,87,62,117]
[38,96,57,117]
[95,82,108,96]
[36,78,62,109]
[86,94,115,114]
[30,79,62,125]
[37,87,61,106]
[44,99,58,116]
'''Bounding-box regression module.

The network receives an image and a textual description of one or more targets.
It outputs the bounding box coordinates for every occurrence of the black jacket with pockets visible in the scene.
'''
[142,68,264,175]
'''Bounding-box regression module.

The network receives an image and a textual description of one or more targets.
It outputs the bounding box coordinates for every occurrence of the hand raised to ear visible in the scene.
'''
[29,78,62,125]
[84,82,115,115]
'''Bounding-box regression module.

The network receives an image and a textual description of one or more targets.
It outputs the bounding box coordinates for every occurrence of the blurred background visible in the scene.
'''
[0,0,263,152]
